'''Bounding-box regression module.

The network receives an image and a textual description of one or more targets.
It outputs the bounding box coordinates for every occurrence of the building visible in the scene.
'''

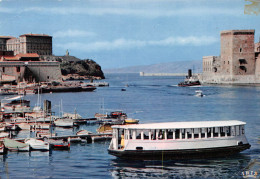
[0,54,62,83]
[202,30,260,84]
[0,33,60,83]
[0,33,52,56]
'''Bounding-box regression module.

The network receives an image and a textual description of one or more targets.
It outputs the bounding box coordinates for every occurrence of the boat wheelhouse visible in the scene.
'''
[108,120,251,160]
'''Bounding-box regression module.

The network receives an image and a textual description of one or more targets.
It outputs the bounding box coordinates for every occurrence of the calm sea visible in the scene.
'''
[0,73,259,178]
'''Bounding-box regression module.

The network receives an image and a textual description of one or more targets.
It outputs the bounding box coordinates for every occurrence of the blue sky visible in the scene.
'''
[0,0,259,69]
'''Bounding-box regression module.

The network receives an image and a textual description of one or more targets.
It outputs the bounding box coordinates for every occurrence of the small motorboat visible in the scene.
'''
[47,138,70,150]
[195,90,204,97]
[25,138,50,151]
[54,118,74,128]
[76,130,93,136]
[124,118,139,124]
[3,138,30,152]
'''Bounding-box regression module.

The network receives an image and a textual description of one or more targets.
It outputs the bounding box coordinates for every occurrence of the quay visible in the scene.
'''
[140,72,199,77]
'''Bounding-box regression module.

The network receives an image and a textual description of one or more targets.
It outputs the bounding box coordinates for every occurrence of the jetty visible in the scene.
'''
[140,72,200,77]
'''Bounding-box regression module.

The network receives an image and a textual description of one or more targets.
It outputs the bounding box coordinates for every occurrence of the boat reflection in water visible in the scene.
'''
[110,154,251,178]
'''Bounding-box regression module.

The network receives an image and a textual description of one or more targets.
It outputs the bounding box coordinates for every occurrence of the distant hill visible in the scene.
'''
[103,60,202,74]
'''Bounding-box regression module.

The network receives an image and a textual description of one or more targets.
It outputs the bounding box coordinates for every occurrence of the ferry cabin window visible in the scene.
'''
[201,128,206,138]
[220,127,225,137]
[143,130,150,140]
[175,129,180,139]
[207,128,211,138]
[187,129,192,139]
[236,125,240,136]
[213,127,219,137]
[194,128,199,139]
[226,127,231,136]
[136,130,142,140]
[181,129,186,139]
[231,126,236,136]
[241,125,245,135]
[166,129,174,139]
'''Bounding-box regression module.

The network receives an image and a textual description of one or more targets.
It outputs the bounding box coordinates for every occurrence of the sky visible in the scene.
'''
[0,0,259,69]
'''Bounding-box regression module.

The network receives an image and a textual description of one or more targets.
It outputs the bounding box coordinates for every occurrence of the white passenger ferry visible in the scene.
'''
[108,120,251,160]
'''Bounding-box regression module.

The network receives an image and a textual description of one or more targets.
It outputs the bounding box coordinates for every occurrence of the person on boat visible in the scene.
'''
[158,130,163,140]
[120,132,124,149]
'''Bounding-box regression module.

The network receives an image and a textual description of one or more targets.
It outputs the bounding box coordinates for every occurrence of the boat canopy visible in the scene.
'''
[112,120,246,130]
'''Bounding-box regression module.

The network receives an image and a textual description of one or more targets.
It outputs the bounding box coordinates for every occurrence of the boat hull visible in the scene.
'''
[108,144,251,160]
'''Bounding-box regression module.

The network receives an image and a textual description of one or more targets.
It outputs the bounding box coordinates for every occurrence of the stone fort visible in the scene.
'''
[202,29,260,84]
[0,33,61,83]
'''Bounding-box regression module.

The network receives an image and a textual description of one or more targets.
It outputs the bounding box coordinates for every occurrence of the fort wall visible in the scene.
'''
[202,29,260,84]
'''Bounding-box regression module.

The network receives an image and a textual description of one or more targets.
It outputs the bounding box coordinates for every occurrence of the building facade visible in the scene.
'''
[0,34,60,83]
[0,34,52,56]
[202,29,260,84]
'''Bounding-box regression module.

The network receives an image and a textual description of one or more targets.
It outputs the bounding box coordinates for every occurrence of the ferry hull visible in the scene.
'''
[108,144,251,160]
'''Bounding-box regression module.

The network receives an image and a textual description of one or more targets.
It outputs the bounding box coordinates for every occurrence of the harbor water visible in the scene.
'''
[0,73,259,178]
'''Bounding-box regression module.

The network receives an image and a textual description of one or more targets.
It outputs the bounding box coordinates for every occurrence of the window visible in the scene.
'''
[136,130,142,140]
[2,67,5,73]
[226,127,231,136]
[175,129,180,139]
[143,130,150,140]
[194,128,199,139]
[220,127,225,137]
[167,129,174,139]
[207,128,211,138]
[201,128,206,138]
[213,127,219,137]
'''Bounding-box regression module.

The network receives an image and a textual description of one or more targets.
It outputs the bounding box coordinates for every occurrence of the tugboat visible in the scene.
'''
[178,69,201,87]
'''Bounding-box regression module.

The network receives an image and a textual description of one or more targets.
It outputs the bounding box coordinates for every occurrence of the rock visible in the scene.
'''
[41,55,105,79]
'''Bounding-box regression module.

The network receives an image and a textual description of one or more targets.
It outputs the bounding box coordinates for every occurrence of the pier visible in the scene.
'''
[139,72,200,77]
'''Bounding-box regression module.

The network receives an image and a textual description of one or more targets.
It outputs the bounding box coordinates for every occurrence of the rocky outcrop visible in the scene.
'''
[42,55,105,79]
[60,59,105,80]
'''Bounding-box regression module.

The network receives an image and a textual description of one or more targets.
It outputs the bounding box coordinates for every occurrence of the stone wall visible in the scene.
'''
[0,61,61,82]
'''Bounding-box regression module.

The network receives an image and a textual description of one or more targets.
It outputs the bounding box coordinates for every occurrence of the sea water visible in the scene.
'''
[0,73,259,178]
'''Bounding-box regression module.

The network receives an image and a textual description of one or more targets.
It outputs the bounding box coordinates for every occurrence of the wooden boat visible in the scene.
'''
[3,138,30,152]
[25,138,50,151]
[108,120,251,160]
[124,118,139,124]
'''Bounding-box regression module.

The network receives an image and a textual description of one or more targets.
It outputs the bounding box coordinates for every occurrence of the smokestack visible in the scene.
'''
[188,69,192,78]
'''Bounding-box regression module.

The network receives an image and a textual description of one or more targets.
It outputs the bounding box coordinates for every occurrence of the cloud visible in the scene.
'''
[53,29,96,38]
[0,6,242,17]
[56,36,218,52]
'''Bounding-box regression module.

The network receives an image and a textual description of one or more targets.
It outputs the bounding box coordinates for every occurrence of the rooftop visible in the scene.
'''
[20,34,51,37]
[112,120,246,129]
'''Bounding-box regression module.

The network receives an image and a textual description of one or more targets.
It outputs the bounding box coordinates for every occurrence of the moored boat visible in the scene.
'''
[76,130,93,136]
[108,120,251,160]
[54,118,74,127]
[25,138,50,151]
[47,139,70,150]
[3,138,30,152]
